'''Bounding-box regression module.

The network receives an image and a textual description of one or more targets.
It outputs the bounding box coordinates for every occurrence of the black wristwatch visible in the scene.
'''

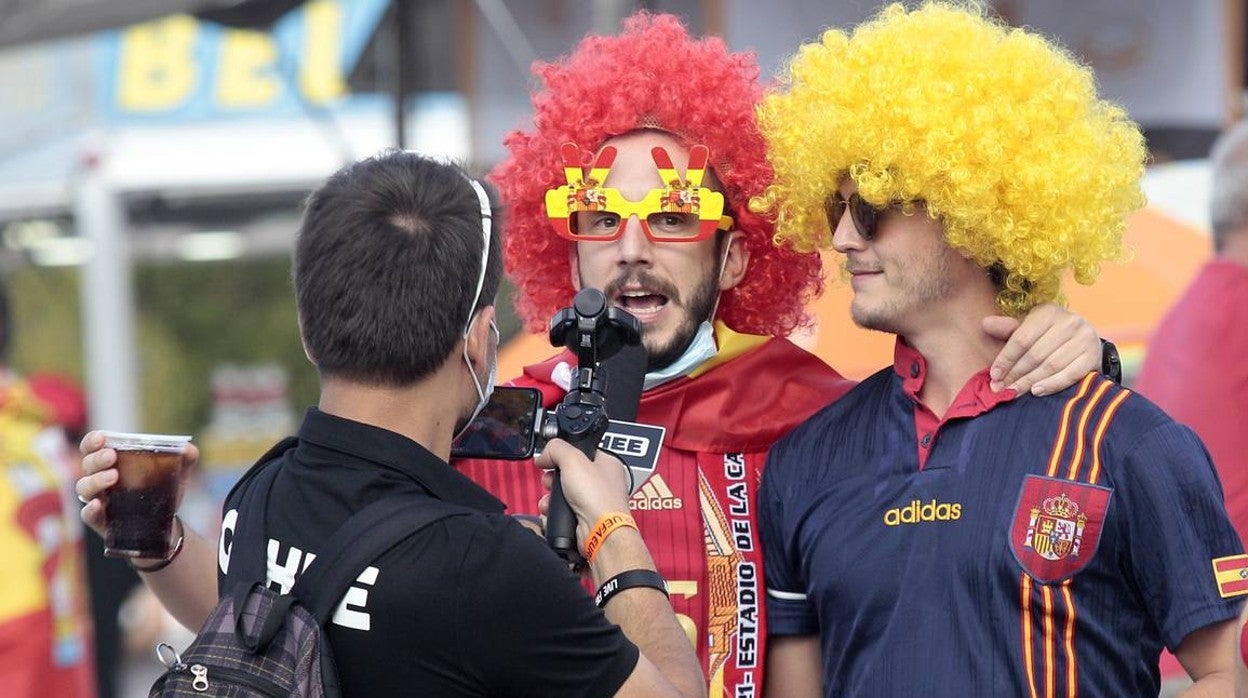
[1100,339,1122,385]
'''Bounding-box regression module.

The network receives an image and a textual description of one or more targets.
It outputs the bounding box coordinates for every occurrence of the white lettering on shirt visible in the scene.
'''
[219,508,382,632]
[268,539,303,595]
[219,508,238,574]
[332,566,379,630]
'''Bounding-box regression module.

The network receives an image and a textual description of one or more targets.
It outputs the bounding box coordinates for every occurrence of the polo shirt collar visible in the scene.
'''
[297,407,504,513]
[891,338,1017,418]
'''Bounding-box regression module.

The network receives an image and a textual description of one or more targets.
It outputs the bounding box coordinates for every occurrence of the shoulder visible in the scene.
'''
[1043,375,1174,440]
[744,338,851,380]
[765,367,895,477]
[1157,261,1248,330]
[717,337,858,408]
[512,350,574,406]
[222,437,298,509]
[779,367,894,442]
[1036,375,1212,479]
[389,510,565,583]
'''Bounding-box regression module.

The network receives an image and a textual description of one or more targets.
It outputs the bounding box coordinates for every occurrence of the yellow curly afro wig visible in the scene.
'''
[753,1,1147,315]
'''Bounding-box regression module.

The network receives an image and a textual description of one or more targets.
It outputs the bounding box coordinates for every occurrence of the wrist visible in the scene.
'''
[128,515,185,573]
[582,511,637,563]
[595,569,669,609]
[587,527,653,586]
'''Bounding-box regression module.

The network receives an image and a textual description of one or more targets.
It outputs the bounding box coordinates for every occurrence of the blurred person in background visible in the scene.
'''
[1137,121,1248,695]
[754,3,1240,696]
[454,12,1112,695]
[29,372,135,698]
[33,371,240,697]
[0,285,96,697]
[1135,120,1248,540]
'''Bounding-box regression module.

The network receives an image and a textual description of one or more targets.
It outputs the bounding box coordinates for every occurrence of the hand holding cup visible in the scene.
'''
[76,430,196,559]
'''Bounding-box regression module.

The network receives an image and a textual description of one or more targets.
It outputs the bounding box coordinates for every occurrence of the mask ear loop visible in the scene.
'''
[707,227,738,325]
[457,177,494,441]
[463,177,493,336]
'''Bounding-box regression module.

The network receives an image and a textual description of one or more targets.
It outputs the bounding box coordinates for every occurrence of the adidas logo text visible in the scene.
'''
[630,474,684,511]
[883,499,962,526]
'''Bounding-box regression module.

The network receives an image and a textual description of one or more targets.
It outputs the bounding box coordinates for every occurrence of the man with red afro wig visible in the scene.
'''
[455,12,1108,695]
[496,14,817,341]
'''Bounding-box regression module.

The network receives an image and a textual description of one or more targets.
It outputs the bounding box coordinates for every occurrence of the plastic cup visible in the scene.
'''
[100,431,192,559]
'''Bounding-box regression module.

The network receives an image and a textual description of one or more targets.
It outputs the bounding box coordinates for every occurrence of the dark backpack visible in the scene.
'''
[150,439,467,696]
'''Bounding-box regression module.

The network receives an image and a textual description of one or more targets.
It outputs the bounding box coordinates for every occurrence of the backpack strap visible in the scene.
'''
[289,494,470,626]
[226,437,471,635]
[227,438,299,590]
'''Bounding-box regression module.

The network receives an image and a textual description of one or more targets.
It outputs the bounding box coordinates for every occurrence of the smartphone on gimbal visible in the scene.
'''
[450,386,544,460]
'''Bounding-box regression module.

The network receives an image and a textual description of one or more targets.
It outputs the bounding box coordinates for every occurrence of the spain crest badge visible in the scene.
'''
[1010,475,1113,583]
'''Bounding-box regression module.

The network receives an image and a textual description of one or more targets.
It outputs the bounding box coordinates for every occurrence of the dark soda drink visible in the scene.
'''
[103,448,183,558]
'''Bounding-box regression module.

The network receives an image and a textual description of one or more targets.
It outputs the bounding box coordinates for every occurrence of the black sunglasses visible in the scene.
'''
[824,191,888,240]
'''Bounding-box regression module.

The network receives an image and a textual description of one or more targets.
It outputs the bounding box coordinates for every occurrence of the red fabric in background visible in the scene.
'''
[1136,259,1248,681]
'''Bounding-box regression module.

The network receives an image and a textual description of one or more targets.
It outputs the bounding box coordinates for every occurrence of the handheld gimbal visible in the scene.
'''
[543,288,642,567]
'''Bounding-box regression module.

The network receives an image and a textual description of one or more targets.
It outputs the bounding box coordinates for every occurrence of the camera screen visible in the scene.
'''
[450,387,542,460]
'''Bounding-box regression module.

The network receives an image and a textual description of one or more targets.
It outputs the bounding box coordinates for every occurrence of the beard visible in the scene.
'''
[643,263,721,371]
[849,253,955,335]
[595,237,728,372]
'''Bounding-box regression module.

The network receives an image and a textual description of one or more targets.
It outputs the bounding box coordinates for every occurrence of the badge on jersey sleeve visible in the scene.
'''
[1010,474,1112,583]
[1212,555,1248,598]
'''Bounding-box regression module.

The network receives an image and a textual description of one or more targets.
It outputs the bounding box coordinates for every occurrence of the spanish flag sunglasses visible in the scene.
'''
[545,142,735,243]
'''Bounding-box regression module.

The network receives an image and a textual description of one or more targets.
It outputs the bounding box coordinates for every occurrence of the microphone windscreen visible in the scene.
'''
[601,342,648,422]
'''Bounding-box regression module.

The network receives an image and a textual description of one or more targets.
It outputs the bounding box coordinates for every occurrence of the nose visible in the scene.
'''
[831,206,865,254]
[614,213,654,267]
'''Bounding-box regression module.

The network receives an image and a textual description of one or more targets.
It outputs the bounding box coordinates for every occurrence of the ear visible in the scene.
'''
[296,315,317,366]
[568,245,583,292]
[718,231,750,292]
[464,305,497,369]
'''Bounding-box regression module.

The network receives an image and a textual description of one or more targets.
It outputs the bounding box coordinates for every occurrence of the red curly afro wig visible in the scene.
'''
[491,12,823,336]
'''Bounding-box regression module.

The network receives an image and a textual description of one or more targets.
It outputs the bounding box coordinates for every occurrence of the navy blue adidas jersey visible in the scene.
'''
[760,367,1244,697]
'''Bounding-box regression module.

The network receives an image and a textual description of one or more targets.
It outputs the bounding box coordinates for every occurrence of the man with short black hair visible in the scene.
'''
[78,150,704,697]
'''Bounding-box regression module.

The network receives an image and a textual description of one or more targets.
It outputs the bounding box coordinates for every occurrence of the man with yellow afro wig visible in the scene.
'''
[753,3,1244,697]
[757,2,1143,316]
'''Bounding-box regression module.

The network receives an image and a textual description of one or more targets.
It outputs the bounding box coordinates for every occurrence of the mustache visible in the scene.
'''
[603,271,682,305]
[842,260,882,275]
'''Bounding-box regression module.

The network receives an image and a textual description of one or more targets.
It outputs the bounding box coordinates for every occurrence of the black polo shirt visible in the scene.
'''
[219,408,639,697]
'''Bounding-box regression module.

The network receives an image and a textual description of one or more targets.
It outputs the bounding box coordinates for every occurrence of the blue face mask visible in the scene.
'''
[642,321,717,391]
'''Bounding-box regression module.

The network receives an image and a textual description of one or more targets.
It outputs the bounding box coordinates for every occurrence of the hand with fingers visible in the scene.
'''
[534,439,633,555]
[983,303,1102,396]
[75,429,199,539]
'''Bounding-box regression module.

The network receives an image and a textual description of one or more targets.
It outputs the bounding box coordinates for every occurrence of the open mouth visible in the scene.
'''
[615,289,670,319]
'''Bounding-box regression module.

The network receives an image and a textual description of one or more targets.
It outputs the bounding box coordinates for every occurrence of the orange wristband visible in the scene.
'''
[583,512,638,562]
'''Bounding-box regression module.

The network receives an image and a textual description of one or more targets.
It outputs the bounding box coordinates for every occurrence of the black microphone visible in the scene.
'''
[600,342,648,422]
